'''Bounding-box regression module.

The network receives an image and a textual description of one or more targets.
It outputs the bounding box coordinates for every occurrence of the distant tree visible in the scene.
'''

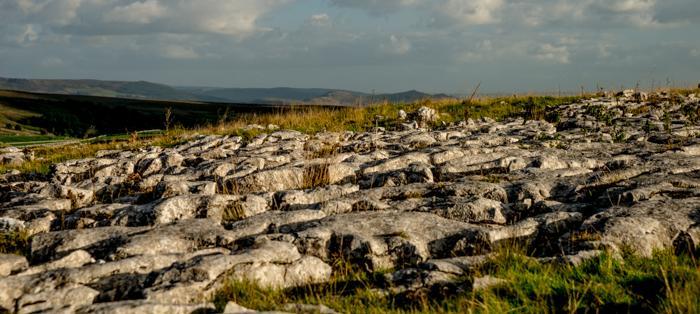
[5,123,12,129]
[13,124,21,131]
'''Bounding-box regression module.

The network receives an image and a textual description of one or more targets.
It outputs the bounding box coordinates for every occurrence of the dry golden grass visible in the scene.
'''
[6,89,698,176]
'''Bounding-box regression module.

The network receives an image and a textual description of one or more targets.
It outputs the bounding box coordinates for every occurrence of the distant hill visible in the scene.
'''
[180,87,354,104]
[0,77,449,105]
[0,77,224,102]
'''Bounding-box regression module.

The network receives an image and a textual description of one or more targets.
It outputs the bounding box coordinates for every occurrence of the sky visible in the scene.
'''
[0,0,699,94]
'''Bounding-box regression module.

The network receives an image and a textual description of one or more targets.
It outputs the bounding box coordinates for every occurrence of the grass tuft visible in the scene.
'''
[211,249,700,314]
[0,230,31,257]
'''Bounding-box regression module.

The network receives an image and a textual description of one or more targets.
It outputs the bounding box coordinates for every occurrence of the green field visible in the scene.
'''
[0,89,315,141]
[0,135,72,143]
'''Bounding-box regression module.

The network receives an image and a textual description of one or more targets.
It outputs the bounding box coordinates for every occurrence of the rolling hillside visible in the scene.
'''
[0,90,306,139]
[0,77,449,105]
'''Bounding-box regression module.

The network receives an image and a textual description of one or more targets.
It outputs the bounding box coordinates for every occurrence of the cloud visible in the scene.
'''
[328,0,418,16]
[309,13,331,27]
[653,0,700,24]
[1,0,699,92]
[2,0,290,38]
[161,45,199,59]
[437,0,504,25]
[104,0,166,25]
[533,43,570,64]
[381,34,411,55]
[40,56,65,67]
[330,0,503,25]
[16,24,40,45]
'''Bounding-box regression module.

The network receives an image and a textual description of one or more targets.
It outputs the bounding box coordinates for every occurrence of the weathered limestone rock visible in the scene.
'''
[282,303,340,314]
[17,283,99,313]
[20,250,94,275]
[114,219,237,257]
[437,197,507,224]
[0,254,28,276]
[77,301,216,314]
[0,217,24,232]
[291,211,488,269]
[30,226,150,263]
[411,106,438,128]
[580,198,699,256]
[145,240,331,302]
[224,301,256,313]
[2,93,700,310]
[152,194,269,225]
[472,276,507,290]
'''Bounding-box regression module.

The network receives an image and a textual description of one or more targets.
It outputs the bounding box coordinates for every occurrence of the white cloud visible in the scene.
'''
[381,34,411,55]
[104,0,165,25]
[27,0,84,26]
[309,13,331,27]
[533,43,570,64]
[2,0,290,38]
[40,56,64,67]
[329,0,418,16]
[172,0,288,37]
[16,24,39,45]
[161,45,199,59]
[331,0,504,25]
[438,0,504,25]
[1,0,699,92]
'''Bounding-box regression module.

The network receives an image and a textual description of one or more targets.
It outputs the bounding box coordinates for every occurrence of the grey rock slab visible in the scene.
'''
[580,197,700,256]
[152,194,269,225]
[361,153,430,175]
[436,197,507,224]
[145,240,330,303]
[227,167,306,194]
[385,267,459,293]
[420,255,491,275]
[472,276,507,291]
[274,184,359,211]
[282,303,340,314]
[226,210,327,240]
[292,211,487,269]
[30,226,150,263]
[411,106,438,128]
[0,254,28,276]
[224,301,256,313]
[20,249,94,275]
[0,217,25,233]
[0,249,228,311]
[230,255,332,289]
[114,219,237,258]
[76,300,216,314]
[16,283,99,314]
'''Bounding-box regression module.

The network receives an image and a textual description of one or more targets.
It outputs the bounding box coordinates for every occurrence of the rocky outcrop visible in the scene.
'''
[1,94,700,311]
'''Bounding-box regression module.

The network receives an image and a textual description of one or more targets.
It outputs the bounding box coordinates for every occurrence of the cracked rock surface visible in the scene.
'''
[2,93,700,312]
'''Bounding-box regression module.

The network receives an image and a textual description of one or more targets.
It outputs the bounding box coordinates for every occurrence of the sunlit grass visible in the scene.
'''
[212,248,700,314]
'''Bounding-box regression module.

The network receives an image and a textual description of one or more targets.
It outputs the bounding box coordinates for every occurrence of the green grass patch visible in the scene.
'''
[212,249,700,314]
[0,135,72,144]
[0,230,31,257]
